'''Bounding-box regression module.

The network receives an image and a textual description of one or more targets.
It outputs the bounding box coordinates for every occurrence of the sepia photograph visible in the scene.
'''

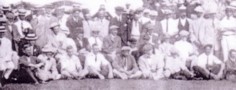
[0,0,236,90]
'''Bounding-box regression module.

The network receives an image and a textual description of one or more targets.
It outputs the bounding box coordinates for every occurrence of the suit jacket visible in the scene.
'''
[112,54,139,72]
[178,18,190,31]
[73,38,89,51]
[102,35,122,54]
[110,14,130,45]
[66,15,83,39]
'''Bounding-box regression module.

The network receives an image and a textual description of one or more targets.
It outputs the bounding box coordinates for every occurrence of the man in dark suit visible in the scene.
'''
[110,6,129,46]
[73,29,89,52]
[66,9,83,39]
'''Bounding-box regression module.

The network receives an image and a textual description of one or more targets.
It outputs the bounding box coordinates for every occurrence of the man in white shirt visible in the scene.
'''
[192,44,225,80]
[161,9,179,37]
[0,26,19,84]
[88,30,103,51]
[174,30,198,69]
[83,44,113,79]
[219,6,236,62]
[59,46,84,79]
[14,9,32,39]
[138,44,165,80]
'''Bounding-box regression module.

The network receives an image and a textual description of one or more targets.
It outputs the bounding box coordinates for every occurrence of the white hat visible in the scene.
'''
[163,9,173,14]
[121,46,131,51]
[42,44,56,53]
[50,22,60,29]
[109,25,119,30]
[0,26,6,32]
[25,33,38,40]
[150,10,158,16]
[194,6,204,13]
[179,30,190,36]
[227,1,236,9]
[179,5,186,10]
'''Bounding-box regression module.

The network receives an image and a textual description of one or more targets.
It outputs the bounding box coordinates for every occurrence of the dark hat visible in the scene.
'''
[2,5,11,11]
[128,38,137,43]
[115,6,124,11]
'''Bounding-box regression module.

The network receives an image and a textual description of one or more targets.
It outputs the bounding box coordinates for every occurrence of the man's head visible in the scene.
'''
[92,44,100,54]
[128,38,137,48]
[18,9,27,20]
[66,46,74,57]
[109,25,119,36]
[142,44,154,55]
[229,49,236,59]
[121,46,131,57]
[23,44,33,56]
[194,6,204,18]
[91,29,100,37]
[204,44,213,55]
[72,9,81,18]
[97,10,105,19]
[50,22,60,34]
[84,13,92,20]
[115,6,124,16]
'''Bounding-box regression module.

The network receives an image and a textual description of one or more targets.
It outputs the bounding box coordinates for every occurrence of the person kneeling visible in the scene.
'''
[112,46,142,80]
[83,44,113,79]
[192,45,224,80]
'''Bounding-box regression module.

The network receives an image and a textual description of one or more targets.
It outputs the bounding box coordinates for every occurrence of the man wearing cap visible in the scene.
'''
[198,11,220,54]
[83,44,113,79]
[219,3,236,62]
[144,10,163,44]
[224,49,236,80]
[161,9,179,38]
[37,45,61,83]
[189,6,205,47]
[112,46,142,79]
[0,25,19,84]
[174,30,198,69]
[177,5,190,31]
[66,8,83,39]
[54,8,70,35]
[110,6,128,46]
[73,30,89,53]
[31,8,58,48]
[102,25,122,61]
[192,44,224,80]
[14,9,32,39]
[138,44,165,80]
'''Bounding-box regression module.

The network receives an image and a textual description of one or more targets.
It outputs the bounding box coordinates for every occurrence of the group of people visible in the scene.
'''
[1,0,236,86]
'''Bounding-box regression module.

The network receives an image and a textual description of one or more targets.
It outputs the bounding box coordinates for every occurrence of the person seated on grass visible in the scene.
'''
[192,44,225,80]
[138,44,165,80]
[112,46,142,80]
[0,26,19,86]
[58,46,84,79]
[83,44,113,79]
[224,49,236,81]
[19,45,44,84]
[164,48,194,80]
[36,45,61,83]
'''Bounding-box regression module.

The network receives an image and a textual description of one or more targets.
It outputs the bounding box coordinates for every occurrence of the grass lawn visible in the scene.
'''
[2,79,236,90]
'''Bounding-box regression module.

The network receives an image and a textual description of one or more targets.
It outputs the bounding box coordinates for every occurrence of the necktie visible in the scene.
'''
[95,54,97,62]
[21,21,24,32]
[95,38,98,44]
[166,19,169,33]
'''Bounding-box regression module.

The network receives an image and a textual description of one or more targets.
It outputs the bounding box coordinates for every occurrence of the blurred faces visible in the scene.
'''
[205,46,213,55]
[92,31,100,37]
[110,29,118,36]
[24,47,33,56]
[92,45,100,54]
[98,10,105,19]
[52,26,60,35]
[66,46,74,57]
[230,50,236,59]
[19,15,25,20]
[84,13,92,20]
[122,50,130,57]
[77,32,84,39]
[73,10,81,18]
